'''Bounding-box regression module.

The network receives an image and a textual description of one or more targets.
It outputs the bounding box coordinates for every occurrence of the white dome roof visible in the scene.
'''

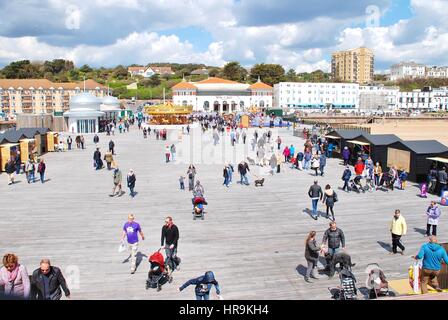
[70,92,102,111]
[102,95,120,106]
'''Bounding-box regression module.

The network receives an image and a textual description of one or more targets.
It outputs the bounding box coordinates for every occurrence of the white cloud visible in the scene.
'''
[0,32,226,67]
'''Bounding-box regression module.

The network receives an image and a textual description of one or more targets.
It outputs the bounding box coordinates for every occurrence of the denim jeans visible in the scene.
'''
[129,187,135,197]
[180,182,185,190]
[242,174,249,185]
[223,177,229,186]
[228,172,232,183]
[27,171,35,183]
[165,246,178,271]
[311,199,319,216]
[196,293,210,300]
[171,153,175,162]
[40,172,45,183]
[15,164,21,174]
[319,165,325,176]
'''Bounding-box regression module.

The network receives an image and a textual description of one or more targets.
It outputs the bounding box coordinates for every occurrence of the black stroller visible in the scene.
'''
[330,269,358,300]
[145,250,172,291]
[350,176,365,193]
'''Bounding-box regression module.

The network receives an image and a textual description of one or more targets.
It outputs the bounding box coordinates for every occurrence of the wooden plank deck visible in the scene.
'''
[0,126,446,300]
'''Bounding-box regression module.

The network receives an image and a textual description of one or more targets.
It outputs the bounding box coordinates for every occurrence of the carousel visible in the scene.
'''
[144,102,193,125]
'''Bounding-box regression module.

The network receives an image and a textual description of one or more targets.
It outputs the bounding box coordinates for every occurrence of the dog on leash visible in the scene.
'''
[254,178,265,187]
[247,157,256,165]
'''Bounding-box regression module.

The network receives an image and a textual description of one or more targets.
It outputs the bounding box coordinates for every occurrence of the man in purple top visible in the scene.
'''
[121,214,145,274]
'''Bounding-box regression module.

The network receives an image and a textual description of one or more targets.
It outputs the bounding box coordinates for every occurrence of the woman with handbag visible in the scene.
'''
[323,184,337,221]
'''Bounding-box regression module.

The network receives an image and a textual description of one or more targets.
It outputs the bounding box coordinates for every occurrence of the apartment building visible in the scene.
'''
[0,79,107,116]
[274,82,359,112]
[390,62,426,81]
[331,47,374,84]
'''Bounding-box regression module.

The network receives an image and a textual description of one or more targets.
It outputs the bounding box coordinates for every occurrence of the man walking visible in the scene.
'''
[93,148,102,170]
[413,236,448,294]
[93,134,99,145]
[161,217,180,273]
[121,214,145,274]
[321,222,346,275]
[319,153,326,176]
[341,166,352,192]
[342,146,350,166]
[31,259,70,300]
[437,167,447,195]
[276,136,282,150]
[238,161,250,186]
[67,136,72,150]
[80,135,85,149]
[390,209,407,255]
[127,169,136,197]
[308,180,323,220]
[110,167,123,197]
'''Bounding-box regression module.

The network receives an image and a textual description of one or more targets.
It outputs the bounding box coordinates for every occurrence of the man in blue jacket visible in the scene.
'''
[178,271,222,300]
[413,236,448,294]
[341,166,352,192]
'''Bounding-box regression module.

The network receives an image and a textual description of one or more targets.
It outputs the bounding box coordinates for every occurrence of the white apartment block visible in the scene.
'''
[396,88,448,111]
[274,82,359,112]
[426,66,448,78]
[390,62,426,81]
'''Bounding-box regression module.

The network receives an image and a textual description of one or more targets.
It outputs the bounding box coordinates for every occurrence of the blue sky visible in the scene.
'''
[0,0,447,73]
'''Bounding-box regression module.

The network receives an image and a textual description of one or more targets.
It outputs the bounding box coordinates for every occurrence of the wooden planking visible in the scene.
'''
[0,125,446,300]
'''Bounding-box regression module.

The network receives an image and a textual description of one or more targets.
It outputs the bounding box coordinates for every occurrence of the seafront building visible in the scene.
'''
[172,77,273,113]
[274,82,359,112]
[0,79,107,116]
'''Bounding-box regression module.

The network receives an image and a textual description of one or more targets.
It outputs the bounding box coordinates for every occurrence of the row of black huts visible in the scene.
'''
[324,129,448,183]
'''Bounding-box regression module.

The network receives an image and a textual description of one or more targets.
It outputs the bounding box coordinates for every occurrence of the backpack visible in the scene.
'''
[333,192,338,202]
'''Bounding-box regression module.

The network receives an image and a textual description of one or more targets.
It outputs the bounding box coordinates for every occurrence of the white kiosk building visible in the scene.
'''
[63,92,105,133]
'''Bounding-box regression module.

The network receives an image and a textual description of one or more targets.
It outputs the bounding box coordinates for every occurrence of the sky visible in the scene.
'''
[0,0,446,73]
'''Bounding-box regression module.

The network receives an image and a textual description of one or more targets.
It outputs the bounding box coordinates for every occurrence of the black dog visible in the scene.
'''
[254,178,265,187]
[326,251,356,278]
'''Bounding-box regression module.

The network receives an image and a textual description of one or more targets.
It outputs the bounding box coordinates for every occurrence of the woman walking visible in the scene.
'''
[323,184,337,221]
[304,231,321,283]
[187,165,196,191]
[282,146,290,163]
[37,158,46,183]
[311,155,320,176]
[426,201,441,236]
[373,162,382,190]
[0,253,30,299]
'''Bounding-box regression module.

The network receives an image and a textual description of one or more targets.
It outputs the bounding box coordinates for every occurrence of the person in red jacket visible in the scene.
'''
[354,157,365,176]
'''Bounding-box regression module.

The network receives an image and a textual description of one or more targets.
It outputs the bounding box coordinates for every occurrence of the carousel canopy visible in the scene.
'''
[144,102,193,115]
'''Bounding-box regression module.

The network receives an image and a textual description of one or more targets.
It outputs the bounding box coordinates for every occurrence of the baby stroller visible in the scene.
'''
[350,176,365,193]
[330,269,358,300]
[146,250,172,291]
[365,263,390,299]
[192,196,207,220]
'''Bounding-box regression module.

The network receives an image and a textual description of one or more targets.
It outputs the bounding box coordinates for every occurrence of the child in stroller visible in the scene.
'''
[350,175,365,193]
[192,196,207,220]
[146,250,172,291]
[330,269,358,300]
[365,263,390,299]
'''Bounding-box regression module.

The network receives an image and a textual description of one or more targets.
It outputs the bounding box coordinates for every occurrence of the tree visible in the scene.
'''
[250,64,285,86]
[149,74,161,87]
[139,79,152,88]
[222,62,247,82]
[285,68,298,82]
[111,65,128,80]
[208,68,221,77]
[79,64,93,73]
